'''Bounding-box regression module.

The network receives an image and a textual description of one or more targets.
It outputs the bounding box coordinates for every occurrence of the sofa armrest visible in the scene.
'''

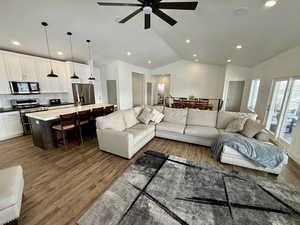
[96,128,134,159]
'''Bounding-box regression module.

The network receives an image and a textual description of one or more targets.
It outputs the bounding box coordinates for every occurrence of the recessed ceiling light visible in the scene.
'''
[12,41,21,46]
[57,51,63,56]
[227,59,232,63]
[195,59,199,62]
[127,51,132,56]
[186,39,191,44]
[265,0,277,8]
[236,45,242,49]
[148,60,152,64]
[193,54,197,57]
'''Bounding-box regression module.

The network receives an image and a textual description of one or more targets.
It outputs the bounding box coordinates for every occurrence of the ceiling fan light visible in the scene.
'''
[143,6,152,14]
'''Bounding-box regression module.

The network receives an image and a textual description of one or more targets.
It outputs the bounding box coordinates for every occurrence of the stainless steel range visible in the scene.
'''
[11,99,48,135]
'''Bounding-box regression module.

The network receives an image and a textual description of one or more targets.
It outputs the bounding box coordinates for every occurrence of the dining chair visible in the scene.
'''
[52,112,79,149]
[77,110,91,144]
[104,105,114,115]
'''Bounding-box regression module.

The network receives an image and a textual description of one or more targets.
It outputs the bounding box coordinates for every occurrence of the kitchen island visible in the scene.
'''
[26,104,113,150]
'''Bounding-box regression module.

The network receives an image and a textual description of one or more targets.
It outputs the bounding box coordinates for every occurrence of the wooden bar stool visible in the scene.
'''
[77,110,91,144]
[90,107,105,137]
[91,107,105,120]
[52,112,79,148]
[103,105,114,115]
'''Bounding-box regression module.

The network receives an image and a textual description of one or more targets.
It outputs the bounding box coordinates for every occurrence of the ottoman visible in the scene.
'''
[0,166,24,225]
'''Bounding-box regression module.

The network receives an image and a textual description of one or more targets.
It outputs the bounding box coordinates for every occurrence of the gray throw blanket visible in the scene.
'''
[211,133,286,169]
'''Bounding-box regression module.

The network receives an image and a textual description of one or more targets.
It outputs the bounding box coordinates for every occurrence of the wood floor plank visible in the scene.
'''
[0,135,299,225]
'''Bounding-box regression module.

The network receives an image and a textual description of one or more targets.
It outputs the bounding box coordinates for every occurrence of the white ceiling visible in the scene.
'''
[0,0,299,69]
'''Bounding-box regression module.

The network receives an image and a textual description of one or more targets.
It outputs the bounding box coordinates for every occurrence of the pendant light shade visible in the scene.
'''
[41,22,59,78]
[86,40,96,81]
[67,32,79,79]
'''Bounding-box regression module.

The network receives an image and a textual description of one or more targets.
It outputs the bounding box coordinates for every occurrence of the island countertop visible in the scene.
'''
[26,104,113,121]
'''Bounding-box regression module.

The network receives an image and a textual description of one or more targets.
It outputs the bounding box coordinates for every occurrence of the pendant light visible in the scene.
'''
[86,40,95,81]
[41,22,59,78]
[67,32,79,79]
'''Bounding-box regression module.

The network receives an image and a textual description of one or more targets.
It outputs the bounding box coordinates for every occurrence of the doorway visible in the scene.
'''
[225,81,245,112]
[106,80,118,105]
[147,82,152,105]
[132,73,145,106]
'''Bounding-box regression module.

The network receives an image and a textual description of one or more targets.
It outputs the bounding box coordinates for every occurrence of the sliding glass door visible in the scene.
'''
[266,77,300,144]
[279,79,300,143]
[266,79,288,134]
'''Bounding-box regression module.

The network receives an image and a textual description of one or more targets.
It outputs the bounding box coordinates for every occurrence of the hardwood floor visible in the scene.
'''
[0,135,299,225]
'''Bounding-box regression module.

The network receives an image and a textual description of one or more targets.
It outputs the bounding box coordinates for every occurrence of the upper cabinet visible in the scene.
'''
[0,50,96,95]
[20,56,37,82]
[2,52,22,81]
[0,54,10,94]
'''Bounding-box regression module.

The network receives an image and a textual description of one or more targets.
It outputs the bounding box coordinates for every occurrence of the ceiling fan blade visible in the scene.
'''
[157,2,198,10]
[145,14,150,29]
[119,8,143,23]
[97,2,142,7]
[153,9,177,26]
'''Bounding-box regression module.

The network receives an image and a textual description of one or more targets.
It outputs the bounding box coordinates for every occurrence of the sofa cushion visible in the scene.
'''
[156,122,185,134]
[163,107,187,125]
[96,111,126,131]
[225,117,248,133]
[137,107,154,125]
[241,119,264,138]
[185,126,219,139]
[0,166,23,211]
[133,106,143,116]
[217,111,257,129]
[122,109,139,128]
[187,109,217,127]
[151,109,164,124]
[126,123,155,144]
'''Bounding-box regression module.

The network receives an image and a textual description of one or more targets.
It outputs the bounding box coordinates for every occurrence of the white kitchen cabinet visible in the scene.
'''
[3,52,22,81]
[20,55,37,82]
[35,58,52,93]
[0,53,10,94]
[0,111,23,141]
[52,61,69,92]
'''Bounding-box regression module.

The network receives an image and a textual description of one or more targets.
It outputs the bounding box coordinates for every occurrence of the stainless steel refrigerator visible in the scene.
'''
[72,83,95,105]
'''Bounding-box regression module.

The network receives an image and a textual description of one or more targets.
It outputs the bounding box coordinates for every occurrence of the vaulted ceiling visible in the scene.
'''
[0,0,299,69]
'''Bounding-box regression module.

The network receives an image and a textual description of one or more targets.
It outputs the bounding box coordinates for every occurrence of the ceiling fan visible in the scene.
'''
[97,0,198,29]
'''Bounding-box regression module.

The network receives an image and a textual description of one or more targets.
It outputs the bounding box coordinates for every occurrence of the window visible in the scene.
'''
[266,77,300,144]
[247,79,260,111]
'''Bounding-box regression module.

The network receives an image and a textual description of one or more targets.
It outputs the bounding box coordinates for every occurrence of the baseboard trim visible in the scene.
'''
[288,152,300,165]
[0,133,23,141]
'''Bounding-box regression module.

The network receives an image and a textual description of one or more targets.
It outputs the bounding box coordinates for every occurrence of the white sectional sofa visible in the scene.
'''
[96,106,288,174]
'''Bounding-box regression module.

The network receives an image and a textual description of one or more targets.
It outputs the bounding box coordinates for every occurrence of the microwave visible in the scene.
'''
[9,81,40,95]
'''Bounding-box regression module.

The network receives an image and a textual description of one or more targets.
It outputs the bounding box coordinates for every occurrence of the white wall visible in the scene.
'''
[118,61,150,109]
[223,64,253,112]
[250,45,300,164]
[151,60,225,99]
[252,45,300,120]
[100,60,150,110]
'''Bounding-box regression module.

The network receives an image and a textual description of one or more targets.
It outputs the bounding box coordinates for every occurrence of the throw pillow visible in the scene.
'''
[151,109,164,124]
[137,108,154,125]
[225,117,248,133]
[255,131,271,142]
[241,119,264,138]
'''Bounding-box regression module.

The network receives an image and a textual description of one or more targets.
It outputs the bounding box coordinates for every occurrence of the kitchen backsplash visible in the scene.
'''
[0,93,72,108]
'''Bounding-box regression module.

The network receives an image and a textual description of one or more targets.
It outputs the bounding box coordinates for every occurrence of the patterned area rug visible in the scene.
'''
[78,151,300,225]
